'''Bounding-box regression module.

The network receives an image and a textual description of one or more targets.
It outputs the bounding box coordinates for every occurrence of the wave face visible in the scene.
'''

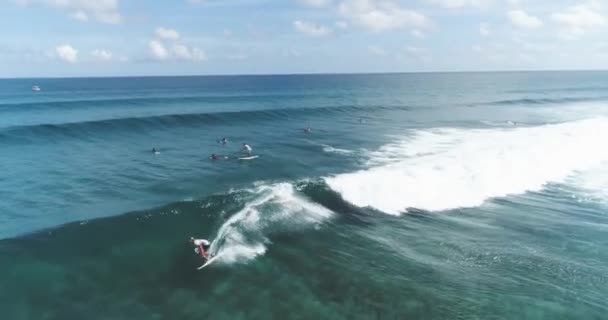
[326,117,608,213]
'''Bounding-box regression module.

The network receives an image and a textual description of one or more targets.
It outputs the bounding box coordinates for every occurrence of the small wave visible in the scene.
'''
[209,183,333,265]
[473,96,608,107]
[326,117,608,214]
[0,105,410,143]
[506,86,608,94]
[0,93,321,111]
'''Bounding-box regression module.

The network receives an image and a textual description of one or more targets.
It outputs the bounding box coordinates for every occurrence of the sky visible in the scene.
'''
[1,0,607,77]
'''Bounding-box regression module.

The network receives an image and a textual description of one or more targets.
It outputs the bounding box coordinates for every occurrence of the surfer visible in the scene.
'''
[152,147,159,154]
[190,237,211,260]
[242,143,252,156]
[210,153,225,160]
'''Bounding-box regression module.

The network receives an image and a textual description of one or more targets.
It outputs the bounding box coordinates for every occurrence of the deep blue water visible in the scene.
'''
[1,72,608,319]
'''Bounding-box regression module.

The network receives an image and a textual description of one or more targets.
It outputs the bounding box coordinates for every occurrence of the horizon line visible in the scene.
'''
[2,68,608,80]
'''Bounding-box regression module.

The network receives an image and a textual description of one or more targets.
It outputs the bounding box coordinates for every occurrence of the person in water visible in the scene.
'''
[190,237,211,260]
[210,153,222,160]
[242,143,252,156]
[221,137,228,145]
[304,126,312,133]
[152,147,159,154]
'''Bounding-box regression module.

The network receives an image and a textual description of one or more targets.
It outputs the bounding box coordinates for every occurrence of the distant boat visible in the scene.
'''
[32,86,41,91]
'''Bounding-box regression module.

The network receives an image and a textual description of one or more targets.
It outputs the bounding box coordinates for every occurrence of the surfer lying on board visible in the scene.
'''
[242,143,252,156]
[210,153,224,160]
[190,237,211,260]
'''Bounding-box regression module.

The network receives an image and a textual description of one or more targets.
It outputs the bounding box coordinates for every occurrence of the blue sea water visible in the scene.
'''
[1,72,608,319]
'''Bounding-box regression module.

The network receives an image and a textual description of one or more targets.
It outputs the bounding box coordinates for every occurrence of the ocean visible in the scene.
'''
[1,72,607,319]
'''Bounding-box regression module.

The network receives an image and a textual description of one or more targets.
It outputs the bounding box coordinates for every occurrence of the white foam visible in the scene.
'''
[209,183,332,264]
[326,117,608,213]
[321,144,354,155]
[565,162,608,205]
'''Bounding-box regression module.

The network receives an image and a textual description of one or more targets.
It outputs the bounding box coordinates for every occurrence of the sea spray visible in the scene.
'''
[209,183,333,264]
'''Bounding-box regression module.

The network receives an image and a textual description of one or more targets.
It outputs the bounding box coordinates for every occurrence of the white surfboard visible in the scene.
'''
[197,254,221,270]
[238,155,259,160]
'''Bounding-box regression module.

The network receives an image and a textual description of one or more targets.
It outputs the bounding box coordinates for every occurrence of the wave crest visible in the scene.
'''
[326,117,608,213]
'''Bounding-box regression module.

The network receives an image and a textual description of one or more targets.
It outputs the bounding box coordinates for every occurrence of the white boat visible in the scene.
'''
[32,85,41,91]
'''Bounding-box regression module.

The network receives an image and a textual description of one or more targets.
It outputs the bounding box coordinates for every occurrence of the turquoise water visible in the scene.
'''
[1,72,608,319]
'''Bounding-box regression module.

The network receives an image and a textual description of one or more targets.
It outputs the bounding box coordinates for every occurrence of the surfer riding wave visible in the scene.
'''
[190,237,211,261]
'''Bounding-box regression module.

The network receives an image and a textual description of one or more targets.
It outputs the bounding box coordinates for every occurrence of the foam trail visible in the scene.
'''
[326,117,608,214]
[321,144,354,154]
[209,183,332,264]
[306,140,355,155]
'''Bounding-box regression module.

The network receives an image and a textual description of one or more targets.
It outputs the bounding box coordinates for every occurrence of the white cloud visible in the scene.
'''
[148,28,206,62]
[172,44,207,61]
[506,0,521,6]
[293,20,332,37]
[479,23,490,36]
[335,20,348,29]
[298,0,332,7]
[338,0,429,32]
[411,29,425,38]
[55,44,78,63]
[427,0,493,9]
[148,40,169,60]
[155,27,180,41]
[507,10,543,29]
[18,0,122,24]
[69,10,87,21]
[551,2,606,37]
[91,49,112,61]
